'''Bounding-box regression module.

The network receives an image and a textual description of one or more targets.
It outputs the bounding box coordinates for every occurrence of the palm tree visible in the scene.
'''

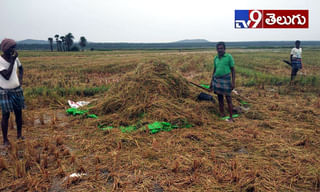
[60,36,65,51]
[48,37,53,52]
[65,33,74,51]
[54,34,60,51]
[79,36,87,51]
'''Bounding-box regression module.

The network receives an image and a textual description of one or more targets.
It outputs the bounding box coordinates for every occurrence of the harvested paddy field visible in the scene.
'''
[0,49,319,191]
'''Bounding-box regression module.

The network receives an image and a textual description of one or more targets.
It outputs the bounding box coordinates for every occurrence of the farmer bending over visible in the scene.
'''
[210,42,235,122]
[0,39,25,146]
[290,40,303,83]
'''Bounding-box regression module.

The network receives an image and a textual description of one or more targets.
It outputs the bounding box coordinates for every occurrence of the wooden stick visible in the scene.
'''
[282,60,292,66]
[188,81,211,92]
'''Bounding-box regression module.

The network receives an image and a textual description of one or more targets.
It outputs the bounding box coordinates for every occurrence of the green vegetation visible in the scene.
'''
[25,86,109,97]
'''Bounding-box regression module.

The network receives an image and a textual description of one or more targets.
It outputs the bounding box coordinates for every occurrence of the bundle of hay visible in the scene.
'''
[91,60,211,126]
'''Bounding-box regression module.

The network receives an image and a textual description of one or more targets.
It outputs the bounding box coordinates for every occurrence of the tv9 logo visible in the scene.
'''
[235,10,263,28]
[235,10,309,28]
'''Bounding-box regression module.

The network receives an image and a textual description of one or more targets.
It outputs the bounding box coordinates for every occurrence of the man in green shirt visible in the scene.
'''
[210,42,235,122]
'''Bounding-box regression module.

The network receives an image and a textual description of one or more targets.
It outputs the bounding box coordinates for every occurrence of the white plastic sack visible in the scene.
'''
[68,100,90,109]
[62,173,87,182]
[232,89,239,95]
[69,173,87,178]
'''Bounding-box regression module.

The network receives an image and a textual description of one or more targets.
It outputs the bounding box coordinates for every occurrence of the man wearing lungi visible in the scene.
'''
[210,42,235,122]
[290,40,303,83]
[0,39,25,146]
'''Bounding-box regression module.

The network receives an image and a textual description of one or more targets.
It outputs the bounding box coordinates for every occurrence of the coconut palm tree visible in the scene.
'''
[60,36,65,51]
[48,37,53,51]
[65,33,74,51]
[54,34,60,51]
[79,36,87,51]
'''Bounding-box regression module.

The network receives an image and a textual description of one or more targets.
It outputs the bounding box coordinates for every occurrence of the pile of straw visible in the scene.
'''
[92,60,213,126]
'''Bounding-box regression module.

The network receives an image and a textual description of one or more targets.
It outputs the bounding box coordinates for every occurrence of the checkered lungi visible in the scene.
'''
[212,73,232,96]
[0,86,25,113]
[291,58,302,70]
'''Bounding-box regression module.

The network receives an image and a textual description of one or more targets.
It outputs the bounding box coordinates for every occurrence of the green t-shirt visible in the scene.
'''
[214,53,234,77]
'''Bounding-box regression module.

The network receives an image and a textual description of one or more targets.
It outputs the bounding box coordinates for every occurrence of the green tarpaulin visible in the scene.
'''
[148,121,192,134]
[66,108,98,118]
[120,125,137,133]
[98,124,114,131]
[99,121,192,134]
[221,114,240,120]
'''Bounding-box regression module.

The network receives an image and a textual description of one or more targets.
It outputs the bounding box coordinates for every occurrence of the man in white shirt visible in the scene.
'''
[290,40,303,82]
[0,38,25,146]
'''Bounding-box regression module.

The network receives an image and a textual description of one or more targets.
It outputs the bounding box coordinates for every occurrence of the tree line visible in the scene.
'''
[47,33,87,52]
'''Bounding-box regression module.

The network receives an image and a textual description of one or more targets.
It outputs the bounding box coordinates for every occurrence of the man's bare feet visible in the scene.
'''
[3,140,11,146]
[227,118,234,122]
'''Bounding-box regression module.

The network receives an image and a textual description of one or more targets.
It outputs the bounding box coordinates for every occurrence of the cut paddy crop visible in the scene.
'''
[0,49,319,191]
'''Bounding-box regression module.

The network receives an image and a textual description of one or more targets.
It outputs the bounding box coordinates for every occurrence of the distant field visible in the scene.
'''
[0,49,319,191]
[16,41,320,50]
[21,48,319,107]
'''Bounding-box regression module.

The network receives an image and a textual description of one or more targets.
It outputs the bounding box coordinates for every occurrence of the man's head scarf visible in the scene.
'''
[1,38,16,53]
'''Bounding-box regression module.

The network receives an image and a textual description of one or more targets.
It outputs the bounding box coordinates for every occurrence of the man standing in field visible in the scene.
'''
[0,39,25,146]
[210,42,235,122]
[290,40,303,83]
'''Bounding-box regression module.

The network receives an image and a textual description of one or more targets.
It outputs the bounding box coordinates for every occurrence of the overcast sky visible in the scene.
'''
[1,0,319,42]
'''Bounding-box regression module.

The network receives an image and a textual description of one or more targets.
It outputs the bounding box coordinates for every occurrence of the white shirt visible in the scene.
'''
[291,47,302,59]
[0,56,22,89]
